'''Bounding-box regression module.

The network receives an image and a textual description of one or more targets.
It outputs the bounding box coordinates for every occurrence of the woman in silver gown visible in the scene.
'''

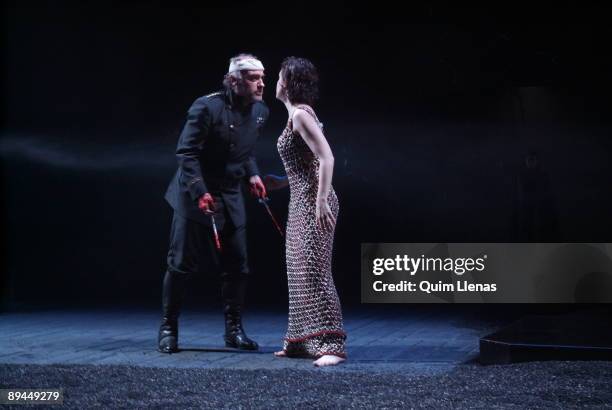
[266,57,346,367]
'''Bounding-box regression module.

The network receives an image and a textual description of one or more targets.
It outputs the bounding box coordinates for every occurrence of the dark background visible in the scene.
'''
[2,2,611,310]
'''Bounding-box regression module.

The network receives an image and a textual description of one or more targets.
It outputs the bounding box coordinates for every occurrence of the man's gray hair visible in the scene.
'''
[223,53,259,86]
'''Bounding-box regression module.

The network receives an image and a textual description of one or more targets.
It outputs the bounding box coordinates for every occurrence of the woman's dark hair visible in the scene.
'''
[280,57,319,106]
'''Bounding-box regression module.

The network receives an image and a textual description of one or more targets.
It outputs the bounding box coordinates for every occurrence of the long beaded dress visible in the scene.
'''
[276,105,346,358]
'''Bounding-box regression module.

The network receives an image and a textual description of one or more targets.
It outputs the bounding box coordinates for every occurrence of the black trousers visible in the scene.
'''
[164,194,252,316]
[167,207,249,279]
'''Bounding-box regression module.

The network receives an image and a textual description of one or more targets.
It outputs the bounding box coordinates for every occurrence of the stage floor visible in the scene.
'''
[0,306,501,373]
[3,307,612,408]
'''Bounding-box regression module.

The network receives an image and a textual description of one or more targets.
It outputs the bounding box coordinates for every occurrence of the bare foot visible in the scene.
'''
[313,355,345,367]
[274,350,287,357]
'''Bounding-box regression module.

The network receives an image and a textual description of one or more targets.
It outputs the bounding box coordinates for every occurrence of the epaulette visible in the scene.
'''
[204,91,223,99]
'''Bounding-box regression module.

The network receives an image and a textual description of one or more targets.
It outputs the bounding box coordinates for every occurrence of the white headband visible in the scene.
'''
[228,58,264,73]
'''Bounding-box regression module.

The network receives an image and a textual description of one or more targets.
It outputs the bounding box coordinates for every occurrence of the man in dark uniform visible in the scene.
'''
[159,54,269,353]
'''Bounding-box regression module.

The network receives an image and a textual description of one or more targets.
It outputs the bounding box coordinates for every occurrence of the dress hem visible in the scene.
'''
[284,329,347,343]
[279,350,348,359]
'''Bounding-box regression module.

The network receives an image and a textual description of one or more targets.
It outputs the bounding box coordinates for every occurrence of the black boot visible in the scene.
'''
[223,305,259,350]
[222,274,258,350]
[158,270,187,353]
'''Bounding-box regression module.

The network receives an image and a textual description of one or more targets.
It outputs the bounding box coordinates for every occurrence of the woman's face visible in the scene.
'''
[276,70,287,101]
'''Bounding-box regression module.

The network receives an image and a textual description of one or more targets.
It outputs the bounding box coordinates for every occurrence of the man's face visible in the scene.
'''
[234,70,265,102]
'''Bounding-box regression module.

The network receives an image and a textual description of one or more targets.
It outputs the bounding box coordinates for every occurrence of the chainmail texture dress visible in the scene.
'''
[277,105,346,358]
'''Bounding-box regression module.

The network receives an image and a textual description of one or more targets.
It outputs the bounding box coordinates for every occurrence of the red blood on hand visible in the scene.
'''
[198,193,215,214]
[249,176,267,199]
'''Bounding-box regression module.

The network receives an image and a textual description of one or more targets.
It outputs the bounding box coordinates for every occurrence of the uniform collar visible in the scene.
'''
[224,87,255,112]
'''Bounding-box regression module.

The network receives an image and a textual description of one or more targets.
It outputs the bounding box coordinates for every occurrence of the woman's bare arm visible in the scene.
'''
[292,108,336,230]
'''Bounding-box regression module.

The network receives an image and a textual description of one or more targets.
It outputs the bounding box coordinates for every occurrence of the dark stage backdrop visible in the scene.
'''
[2,3,612,308]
